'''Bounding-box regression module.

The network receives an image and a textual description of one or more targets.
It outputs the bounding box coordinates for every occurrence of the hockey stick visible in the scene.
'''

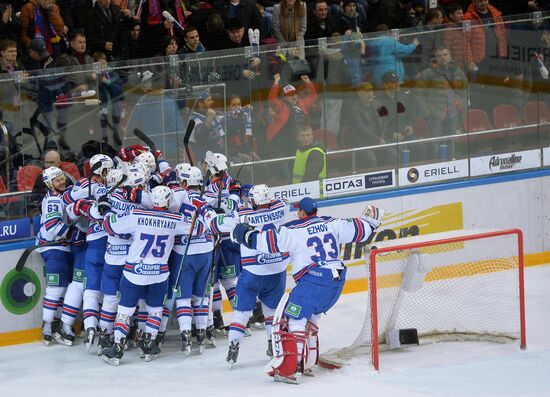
[88,161,103,198]
[15,241,66,272]
[105,174,128,196]
[133,128,160,173]
[171,168,211,297]
[183,119,196,166]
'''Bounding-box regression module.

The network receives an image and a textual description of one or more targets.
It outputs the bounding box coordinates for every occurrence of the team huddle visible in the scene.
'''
[36,144,385,384]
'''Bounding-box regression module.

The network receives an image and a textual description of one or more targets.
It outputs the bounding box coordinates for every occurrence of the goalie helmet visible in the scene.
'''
[182,166,203,187]
[43,166,64,191]
[134,151,156,176]
[151,185,172,208]
[90,154,114,177]
[204,151,227,174]
[250,184,271,207]
[105,169,125,188]
[126,163,148,187]
[174,162,192,183]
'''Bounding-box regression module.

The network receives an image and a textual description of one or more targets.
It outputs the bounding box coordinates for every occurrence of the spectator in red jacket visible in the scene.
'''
[443,2,469,69]
[463,0,507,77]
[266,72,317,159]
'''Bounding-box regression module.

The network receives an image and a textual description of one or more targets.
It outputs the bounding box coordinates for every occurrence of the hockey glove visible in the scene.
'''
[165,170,179,188]
[361,204,385,230]
[73,199,93,216]
[124,186,143,203]
[192,197,211,217]
[97,195,112,216]
[228,180,242,196]
[231,223,257,249]
[119,144,147,162]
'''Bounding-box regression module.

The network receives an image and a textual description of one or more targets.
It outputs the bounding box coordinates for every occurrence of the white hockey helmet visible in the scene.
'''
[174,162,192,183]
[90,154,114,177]
[182,166,203,187]
[249,184,271,206]
[151,185,172,208]
[126,163,148,187]
[43,166,64,191]
[106,169,125,188]
[204,151,227,174]
[134,151,156,176]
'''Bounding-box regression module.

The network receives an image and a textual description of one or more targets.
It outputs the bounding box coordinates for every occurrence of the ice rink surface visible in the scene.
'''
[1,265,549,397]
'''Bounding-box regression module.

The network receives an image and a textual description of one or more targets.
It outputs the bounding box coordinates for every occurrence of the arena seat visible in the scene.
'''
[493,104,523,129]
[466,109,493,133]
[524,101,550,124]
[17,165,42,191]
[60,161,81,180]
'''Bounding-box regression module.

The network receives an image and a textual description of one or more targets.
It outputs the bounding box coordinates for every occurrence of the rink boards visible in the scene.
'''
[1,169,550,346]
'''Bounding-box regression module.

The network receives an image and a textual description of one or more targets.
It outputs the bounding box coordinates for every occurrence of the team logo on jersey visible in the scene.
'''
[46,274,59,286]
[221,265,236,278]
[72,269,84,282]
[285,302,302,318]
[174,286,182,298]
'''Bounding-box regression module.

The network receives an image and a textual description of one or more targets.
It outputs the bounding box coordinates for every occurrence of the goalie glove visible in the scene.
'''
[361,204,385,230]
[230,223,257,249]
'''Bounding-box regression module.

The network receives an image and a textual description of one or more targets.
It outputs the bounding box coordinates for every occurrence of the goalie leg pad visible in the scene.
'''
[305,315,321,371]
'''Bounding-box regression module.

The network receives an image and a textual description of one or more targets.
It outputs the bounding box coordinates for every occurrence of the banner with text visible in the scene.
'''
[399,159,469,187]
[270,181,321,202]
[323,170,395,197]
[470,149,541,176]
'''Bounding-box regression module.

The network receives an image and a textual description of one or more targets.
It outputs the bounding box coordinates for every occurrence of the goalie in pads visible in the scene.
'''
[231,197,384,384]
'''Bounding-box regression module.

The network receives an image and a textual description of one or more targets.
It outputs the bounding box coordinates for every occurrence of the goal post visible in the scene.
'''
[320,228,526,371]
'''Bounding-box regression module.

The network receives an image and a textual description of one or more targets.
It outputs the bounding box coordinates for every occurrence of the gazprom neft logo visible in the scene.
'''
[47,274,59,286]
[285,303,302,318]
[489,154,522,170]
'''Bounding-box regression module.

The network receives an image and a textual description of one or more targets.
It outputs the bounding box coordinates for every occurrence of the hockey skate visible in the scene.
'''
[100,338,127,366]
[96,329,114,355]
[249,302,265,329]
[180,330,192,357]
[226,341,239,369]
[274,372,302,385]
[84,327,96,352]
[42,322,53,346]
[141,333,161,362]
[53,321,75,346]
[213,310,227,337]
[205,325,217,348]
[196,329,206,354]
[156,331,166,348]
[266,339,273,358]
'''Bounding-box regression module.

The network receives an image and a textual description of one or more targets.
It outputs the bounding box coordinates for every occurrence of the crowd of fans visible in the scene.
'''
[0,0,549,209]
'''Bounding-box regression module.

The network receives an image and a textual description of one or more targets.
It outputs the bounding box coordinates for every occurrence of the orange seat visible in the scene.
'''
[412,117,430,139]
[60,161,81,180]
[83,160,90,177]
[0,176,17,204]
[467,109,493,132]
[523,101,550,124]
[493,104,523,129]
[17,165,43,191]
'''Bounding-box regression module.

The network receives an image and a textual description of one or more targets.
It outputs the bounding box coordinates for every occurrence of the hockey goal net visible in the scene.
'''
[320,228,526,370]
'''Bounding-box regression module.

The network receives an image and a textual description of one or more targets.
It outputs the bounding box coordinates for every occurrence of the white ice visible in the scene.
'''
[1,265,549,397]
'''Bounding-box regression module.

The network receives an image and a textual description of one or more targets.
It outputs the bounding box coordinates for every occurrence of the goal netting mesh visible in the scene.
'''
[320,229,525,370]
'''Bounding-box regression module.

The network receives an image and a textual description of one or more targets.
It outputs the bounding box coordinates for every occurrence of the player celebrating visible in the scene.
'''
[37,167,71,345]
[211,184,290,368]
[203,151,240,333]
[96,166,147,354]
[231,197,385,384]
[167,166,214,355]
[99,186,194,365]
[63,153,112,351]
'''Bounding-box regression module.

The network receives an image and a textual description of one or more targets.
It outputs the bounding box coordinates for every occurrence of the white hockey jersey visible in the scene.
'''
[172,188,213,255]
[103,208,190,285]
[254,215,375,281]
[211,199,290,275]
[104,189,144,266]
[63,177,108,241]
[36,191,71,253]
